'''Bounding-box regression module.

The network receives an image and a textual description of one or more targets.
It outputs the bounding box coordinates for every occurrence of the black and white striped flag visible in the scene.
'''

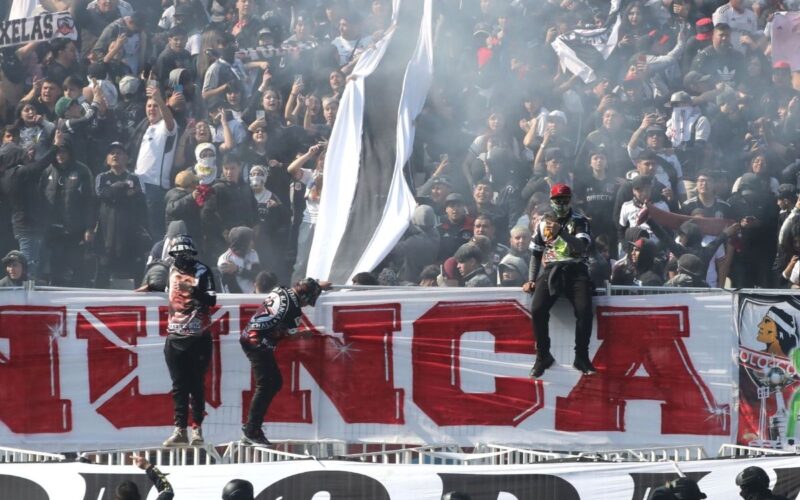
[306,0,433,284]
[551,0,628,84]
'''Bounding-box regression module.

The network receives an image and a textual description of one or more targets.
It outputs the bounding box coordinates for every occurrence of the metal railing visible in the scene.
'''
[0,446,65,463]
[5,443,798,466]
[80,444,223,466]
[718,444,798,458]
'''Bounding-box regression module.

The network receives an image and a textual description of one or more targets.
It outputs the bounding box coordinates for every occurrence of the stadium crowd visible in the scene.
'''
[1,0,800,290]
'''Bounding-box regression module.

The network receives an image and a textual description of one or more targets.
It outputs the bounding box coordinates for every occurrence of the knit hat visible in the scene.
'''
[118,76,141,96]
[55,97,78,118]
[454,243,483,263]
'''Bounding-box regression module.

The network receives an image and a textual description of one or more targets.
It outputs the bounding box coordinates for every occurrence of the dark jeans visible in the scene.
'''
[530,264,593,356]
[245,347,283,430]
[43,228,84,286]
[164,334,212,428]
[144,184,168,243]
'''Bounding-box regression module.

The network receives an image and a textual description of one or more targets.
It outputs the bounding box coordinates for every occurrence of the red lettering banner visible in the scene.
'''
[0,288,736,452]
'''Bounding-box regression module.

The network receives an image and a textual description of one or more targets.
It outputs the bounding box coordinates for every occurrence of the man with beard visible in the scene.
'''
[524,184,595,378]
[162,235,217,447]
[240,278,330,445]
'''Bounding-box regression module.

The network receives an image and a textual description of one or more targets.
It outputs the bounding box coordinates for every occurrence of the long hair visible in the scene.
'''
[196,28,225,82]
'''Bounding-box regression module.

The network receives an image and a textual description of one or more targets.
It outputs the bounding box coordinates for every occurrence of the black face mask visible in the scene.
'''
[174,253,196,272]
[501,277,525,287]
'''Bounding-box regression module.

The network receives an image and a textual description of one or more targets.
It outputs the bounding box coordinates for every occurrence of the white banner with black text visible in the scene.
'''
[3,456,800,499]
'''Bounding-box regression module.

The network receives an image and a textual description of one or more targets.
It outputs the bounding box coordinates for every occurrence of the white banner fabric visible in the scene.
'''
[2,455,799,499]
[0,289,737,453]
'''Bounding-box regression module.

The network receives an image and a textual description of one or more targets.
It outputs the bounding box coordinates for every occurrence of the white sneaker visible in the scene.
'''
[162,427,188,447]
[190,426,204,446]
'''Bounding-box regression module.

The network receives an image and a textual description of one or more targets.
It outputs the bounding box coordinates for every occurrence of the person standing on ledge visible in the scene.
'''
[240,277,331,446]
[524,183,596,378]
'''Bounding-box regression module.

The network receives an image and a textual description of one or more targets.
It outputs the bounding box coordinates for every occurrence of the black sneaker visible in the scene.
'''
[530,352,555,378]
[573,355,597,375]
[241,426,271,447]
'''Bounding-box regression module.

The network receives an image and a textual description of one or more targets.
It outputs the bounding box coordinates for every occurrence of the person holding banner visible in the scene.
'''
[239,277,331,446]
[524,183,595,378]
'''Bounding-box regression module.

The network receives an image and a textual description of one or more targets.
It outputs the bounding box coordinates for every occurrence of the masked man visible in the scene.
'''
[524,184,595,378]
[239,278,331,446]
[162,235,217,447]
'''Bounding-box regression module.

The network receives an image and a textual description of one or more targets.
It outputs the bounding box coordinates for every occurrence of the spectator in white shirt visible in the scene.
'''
[712,0,762,54]
[134,86,177,241]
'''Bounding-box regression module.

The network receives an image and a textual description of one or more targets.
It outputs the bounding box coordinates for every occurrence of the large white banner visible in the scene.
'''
[3,456,799,499]
[0,289,737,452]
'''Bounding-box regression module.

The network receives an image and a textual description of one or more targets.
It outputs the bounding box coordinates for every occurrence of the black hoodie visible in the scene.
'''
[0,143,56,235]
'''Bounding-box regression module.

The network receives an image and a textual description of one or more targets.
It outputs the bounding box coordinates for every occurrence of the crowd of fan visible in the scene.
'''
[2,0,800,291]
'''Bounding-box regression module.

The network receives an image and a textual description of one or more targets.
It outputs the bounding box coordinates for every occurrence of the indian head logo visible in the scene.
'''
[757,306,800,357]
[56,15,74,36]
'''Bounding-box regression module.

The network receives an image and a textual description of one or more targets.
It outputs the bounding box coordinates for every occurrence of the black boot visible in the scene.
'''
[573,353,597,375]
[530,351,555,378]
[241,425,271,447]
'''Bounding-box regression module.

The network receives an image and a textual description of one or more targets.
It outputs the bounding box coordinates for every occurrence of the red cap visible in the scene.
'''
[773,60,791,71]
[550,183,572,199]
[695,17,713,41]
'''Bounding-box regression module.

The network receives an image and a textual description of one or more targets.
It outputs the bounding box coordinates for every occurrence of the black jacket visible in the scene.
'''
[0,144,56,235]
[40,157,95,235]
[95,169,149,260]
[165,187,203,247]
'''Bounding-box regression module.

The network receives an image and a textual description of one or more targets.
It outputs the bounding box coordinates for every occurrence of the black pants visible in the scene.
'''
[245,348,283,430]
[43,228,84,286]
[530,265,593,356]
[164,334,212,428]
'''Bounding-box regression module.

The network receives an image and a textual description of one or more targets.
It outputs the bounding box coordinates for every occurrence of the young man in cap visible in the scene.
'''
[437,193,475,261]
[0,250,28,286]
[454,243,492,287]
[618,174,670,249]
[94,142,148,288]
[523,183,595,378]
[240,278,331,445]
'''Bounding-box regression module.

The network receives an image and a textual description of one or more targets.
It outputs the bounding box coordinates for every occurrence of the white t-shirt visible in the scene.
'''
[331,35,373,66]
[135,119,178,189]
[701,234,725,287]
[712,3,758,54]
[619,199,670,243]
[299,168,320,224]
[217,249,260,294]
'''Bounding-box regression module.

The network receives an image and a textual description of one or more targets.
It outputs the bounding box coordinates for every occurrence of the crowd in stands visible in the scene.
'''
[1,0,800,290]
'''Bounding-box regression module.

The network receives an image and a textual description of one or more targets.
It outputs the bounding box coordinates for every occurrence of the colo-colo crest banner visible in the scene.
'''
[736,293,800,448]
[0,288,736,452]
